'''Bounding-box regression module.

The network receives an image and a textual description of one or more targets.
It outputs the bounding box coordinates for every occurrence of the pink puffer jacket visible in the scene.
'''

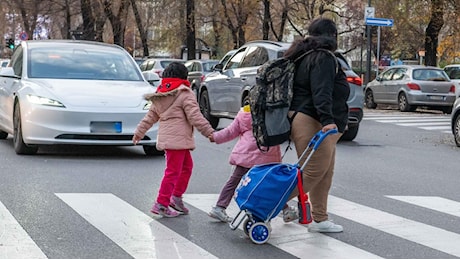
[134,86,214,150]
[212,109,281,168]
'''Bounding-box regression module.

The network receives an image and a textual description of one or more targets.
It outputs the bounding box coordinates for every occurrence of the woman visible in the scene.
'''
[283,17,350,233]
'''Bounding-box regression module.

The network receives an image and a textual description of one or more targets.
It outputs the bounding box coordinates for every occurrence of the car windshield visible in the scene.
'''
[445,67,460,80]
[412,69,449,81]
[28,46,143,81]
[203,61,219,72]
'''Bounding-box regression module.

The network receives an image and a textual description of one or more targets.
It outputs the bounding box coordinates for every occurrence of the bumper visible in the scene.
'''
[21,103,157,146]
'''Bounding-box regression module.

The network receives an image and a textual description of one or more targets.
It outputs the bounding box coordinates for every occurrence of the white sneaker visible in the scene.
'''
[308,220,343,233]
[209,206,233,223]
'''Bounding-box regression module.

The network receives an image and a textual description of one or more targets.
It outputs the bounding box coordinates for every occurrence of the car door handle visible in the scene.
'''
[241,77,247,81]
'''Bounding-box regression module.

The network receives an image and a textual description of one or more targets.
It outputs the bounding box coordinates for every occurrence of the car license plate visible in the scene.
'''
[90,122,122,133]
[429,95,445,101]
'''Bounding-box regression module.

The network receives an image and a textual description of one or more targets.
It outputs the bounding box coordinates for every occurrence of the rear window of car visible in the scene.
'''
[159,60,184,69]
[203,61,219,72]
[28,47,143,81]
[412,69,449,81]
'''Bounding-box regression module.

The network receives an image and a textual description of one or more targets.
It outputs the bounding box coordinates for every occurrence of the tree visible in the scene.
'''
[425,0,444,66]
[186,0,196,60]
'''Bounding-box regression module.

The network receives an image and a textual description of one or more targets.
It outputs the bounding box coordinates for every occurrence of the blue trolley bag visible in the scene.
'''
[234,162,298,222]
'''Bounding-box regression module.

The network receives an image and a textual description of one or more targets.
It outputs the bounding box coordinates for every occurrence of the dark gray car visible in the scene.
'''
[185,59,219,99]
[199,40,364,141]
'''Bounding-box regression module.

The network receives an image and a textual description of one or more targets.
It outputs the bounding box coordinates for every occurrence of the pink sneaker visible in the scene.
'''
[151,202,179,218]
[169,196,189,215]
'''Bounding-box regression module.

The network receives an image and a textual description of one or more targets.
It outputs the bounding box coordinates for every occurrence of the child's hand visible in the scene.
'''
[208,134,215,143]
[132,135,141,145]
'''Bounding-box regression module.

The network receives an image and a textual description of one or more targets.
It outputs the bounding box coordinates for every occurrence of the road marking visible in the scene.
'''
[0,201,47,259]
[397,122,449,126]
[185,194,381,259]
[328,195,460,257]
[387,196,460,217]
[364,116,449,121]
[375,118,449,123]
[56,193,216,259]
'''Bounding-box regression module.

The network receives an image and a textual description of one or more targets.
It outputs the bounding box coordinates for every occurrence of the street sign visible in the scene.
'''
[19,32,28,41]
[365,7,375,18]
[365,17,393,27]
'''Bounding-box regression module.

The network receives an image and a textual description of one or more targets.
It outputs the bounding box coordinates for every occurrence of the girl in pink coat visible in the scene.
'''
[208,104,283,222]
[133,62,215,218]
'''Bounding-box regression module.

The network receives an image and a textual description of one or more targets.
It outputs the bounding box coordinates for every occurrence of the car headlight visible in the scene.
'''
[26,94,65,107]
[144,100,152,110]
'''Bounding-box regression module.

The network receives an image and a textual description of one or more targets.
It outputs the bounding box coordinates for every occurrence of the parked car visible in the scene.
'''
[0,40,160,155]
[184,59,219,98]
[451,97,460,147]
[443,64,460,98]
[139,58,185,77]
[0,59,10,68]
[365,65,456,113]
[198,40,364,141]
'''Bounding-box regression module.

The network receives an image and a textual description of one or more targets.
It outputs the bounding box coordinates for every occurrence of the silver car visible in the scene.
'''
[443,64,460,98]
[365,65,456,113]
[184,59,219,99]
[0,40,159,155]
[199,40,364,141]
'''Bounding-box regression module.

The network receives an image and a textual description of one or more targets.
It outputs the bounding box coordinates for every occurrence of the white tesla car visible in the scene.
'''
[0,40,159,155]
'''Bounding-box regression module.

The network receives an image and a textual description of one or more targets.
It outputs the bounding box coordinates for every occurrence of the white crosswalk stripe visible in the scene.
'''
[0,202,47,259]
[3,193,460,258]
[363,113,451,133]
[55,193,216,259]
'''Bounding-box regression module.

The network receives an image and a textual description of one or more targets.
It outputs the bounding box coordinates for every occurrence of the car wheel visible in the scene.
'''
[199,89,219,129]
[143,145,164,156]
[340,124,359,141]
[0,130,8,139]
[398,93,415,112]
[13,102,38,155]
[454,113,460,147]
[365,89,377,109]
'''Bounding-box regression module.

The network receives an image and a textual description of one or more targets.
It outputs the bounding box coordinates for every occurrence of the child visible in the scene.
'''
[133,62,215,218]
[208,104,298,223]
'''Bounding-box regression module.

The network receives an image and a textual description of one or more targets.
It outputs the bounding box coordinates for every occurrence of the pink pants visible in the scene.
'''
[156,149,193,206]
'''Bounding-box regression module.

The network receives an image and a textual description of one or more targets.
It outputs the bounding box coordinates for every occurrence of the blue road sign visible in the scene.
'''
[365,17,393,27]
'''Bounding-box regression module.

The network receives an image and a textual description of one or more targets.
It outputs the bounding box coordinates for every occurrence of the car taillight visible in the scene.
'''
[407,83,421,90]
[201,75,205,82]
[347,76,362,86]
[449,85,455,93]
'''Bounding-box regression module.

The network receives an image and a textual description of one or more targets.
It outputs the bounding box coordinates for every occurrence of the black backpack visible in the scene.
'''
[249,49,336,151]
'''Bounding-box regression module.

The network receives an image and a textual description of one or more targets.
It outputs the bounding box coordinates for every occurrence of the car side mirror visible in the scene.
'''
[142,71,161,87]
[213,63,224,72]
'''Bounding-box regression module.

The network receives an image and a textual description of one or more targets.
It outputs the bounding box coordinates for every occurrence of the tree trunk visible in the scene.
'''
[424,0,444,66]
[130,0,149,57]
[80,0,96,40]
[186,0,196,60]
[262,0,270,40]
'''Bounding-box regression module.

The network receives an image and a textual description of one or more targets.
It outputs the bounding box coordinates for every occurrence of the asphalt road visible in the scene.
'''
[1,108,459,259]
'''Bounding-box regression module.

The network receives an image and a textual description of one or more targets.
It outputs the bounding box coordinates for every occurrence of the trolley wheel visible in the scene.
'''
[248,223,270,244]
[243,218,254,236]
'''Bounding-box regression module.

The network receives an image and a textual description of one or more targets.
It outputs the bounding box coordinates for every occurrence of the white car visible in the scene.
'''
[443,64,460,98]
[0,40,160,155]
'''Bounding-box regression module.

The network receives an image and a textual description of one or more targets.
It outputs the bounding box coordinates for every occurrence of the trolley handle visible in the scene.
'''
[297,129,338,171]
[308,128,338,150]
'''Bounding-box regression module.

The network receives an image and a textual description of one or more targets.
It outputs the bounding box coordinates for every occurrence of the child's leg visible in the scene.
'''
[156,149,187,206]
[216,165,250,208]
[172,149,193,197]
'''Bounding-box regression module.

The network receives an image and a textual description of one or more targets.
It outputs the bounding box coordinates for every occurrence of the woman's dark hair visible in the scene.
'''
[308,18,337,38]
[162,61,188,79]
[284,17,338,60]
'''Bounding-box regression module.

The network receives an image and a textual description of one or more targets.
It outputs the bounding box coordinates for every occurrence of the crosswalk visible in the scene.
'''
[2,193,460,259]
[363,112,451,133]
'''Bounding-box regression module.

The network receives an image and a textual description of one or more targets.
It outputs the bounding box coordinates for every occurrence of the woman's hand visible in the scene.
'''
[322,123,337,133]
